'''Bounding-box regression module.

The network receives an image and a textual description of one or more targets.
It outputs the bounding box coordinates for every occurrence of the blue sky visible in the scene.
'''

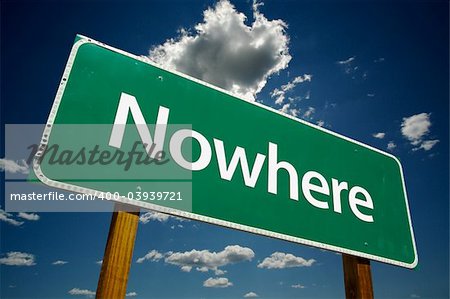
[1,0,449,298]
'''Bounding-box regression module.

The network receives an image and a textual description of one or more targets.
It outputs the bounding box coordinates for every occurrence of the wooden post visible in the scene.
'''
[96,203,140,299]
[342,254,374,299]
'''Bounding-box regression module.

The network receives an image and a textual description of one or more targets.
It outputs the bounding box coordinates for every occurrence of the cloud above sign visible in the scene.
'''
[149,0,291,100]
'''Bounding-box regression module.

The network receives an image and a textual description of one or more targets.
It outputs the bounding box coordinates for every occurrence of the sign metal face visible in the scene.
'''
[34,35,418,268]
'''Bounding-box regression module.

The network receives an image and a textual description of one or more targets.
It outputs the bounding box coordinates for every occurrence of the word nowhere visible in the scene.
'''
[109,92,374,223]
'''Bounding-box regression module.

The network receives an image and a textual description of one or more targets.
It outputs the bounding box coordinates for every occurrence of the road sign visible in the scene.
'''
[34,35,418,268]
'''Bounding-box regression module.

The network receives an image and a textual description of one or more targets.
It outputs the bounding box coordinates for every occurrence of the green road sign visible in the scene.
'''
[34,35,417,268]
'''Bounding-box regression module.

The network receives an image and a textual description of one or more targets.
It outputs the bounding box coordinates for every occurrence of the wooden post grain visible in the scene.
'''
[96,204,140,299]
[342,254,374,299]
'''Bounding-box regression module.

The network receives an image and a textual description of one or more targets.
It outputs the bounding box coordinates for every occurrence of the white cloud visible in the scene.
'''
[17,212,40,221]
[367,93,375,97]
[291,284,306,289]
[96,260,103,265]
[316,120,325,127]
[401,113,439,151]
[271,74,312,105]
[387,141,397,151]
[374,57,385,63]
[401,113,431,144]
[136,250,164,264]
[165,245,254,273]
[68,288,95,297]
[337,56,355,65]
[139,211,170,223]
[139,211,186,224]
[203,277,233,288]
[244,292,259,297]
[416,139,439,151]
[303,106,315,119]
[149,0,291,100]
[0,252,36,266]
[279,103,300,117]
[126,292,137,297]
[0,208,24,226]
[372,132,385,139]
[52,260,68,265]
[0,159,29,174]
[257,252,315,269]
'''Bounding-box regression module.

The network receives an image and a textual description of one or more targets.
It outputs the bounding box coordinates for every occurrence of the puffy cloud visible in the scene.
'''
[244,292,259,297]
[401,113,439,151]
[52,260,68,265]
[271,74,312,105]
[165,245,254,273]
[372,132,385,139]
[203,277,233,288]
[401,113,431,143]
[136,250,164,264]
[139,211,170,223]
[149,0,291,100]
[387,141,397,151]
[17,212,40,221]
[0,252,36,266]
[0,159,29,174]
[68,288,95,297]
[257,252,315,269]
[0,208,24,226]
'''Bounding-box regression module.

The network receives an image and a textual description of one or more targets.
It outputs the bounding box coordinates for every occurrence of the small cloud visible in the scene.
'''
[17,212,40,221]
[401,113,431,142]
[302,107,315,119]
[0,159,29,174]
[372,132,385,139]
[367,93,375,97]
[139,211,170,223]
[0,252,36,266]
[126,292,137,297]
[279,103,299,117]
[271,74,312,105]
[203,277,233,288]
[291,284,306,289]
[52,260,68,265]
[214,268,227,275]
[136,250,163,264]
[374,57,385,63]
[387,141,397,151]
[316,120,325,127]
[415,139,439,151]
[139,211,186,224]
[68,288,95,297]
[0,207,24,226]
[244,291,259,297]
[410,294,420,298]
[337,56,355,65]
[257,252,315,269]
[96,260,103,265]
